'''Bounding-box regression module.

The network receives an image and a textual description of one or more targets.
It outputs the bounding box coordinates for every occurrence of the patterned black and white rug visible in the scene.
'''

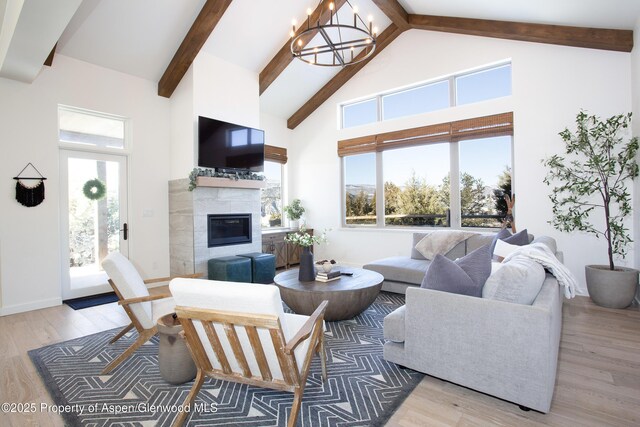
[29,292,423,426]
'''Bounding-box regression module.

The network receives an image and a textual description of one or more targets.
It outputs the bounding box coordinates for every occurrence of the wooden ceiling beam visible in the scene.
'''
[371,0,409,30]
[408,14,633,53]
[44,43,57,67]
[259,0,347,95]
[158,0,233,98]
[287,24,405,129]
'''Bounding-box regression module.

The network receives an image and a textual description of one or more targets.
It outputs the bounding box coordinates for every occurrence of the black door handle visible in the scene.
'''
[122,223,128,240]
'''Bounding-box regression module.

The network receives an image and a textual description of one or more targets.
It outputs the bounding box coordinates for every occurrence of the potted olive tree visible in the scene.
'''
[284,199,305,229]
[543,111,639,308]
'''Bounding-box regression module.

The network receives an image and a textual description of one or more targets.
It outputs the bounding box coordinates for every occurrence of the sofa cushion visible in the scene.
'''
[466,234,496,253]
[482,255,546,304]
[411,233,466,261]
[420,245,491,297]
[363,256,430,285]
[384,305,406,343]
[414,231,477,260]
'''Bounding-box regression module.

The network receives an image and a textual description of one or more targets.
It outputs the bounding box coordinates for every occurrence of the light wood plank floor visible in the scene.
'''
[1,288,638,426]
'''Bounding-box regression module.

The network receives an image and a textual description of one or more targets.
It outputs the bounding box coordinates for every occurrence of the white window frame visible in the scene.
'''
[340,61,512,129]
[261,160,286,229]
[341,136,514,230]
[58,105,131,155]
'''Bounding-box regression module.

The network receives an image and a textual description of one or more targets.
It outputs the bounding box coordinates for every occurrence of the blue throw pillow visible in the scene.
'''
[421,245,492,297]
[490,228,529,257]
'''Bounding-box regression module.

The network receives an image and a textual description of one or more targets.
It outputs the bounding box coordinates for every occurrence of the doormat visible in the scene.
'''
[64,292,119,310]
[30,292,423,426]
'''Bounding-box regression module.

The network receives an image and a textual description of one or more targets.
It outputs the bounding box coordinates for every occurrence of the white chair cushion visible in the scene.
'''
[102,252,153,329]
[152,297,176,324]
[170,278,314,380]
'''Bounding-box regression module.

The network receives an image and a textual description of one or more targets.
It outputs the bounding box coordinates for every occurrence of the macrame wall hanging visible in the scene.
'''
[14,163,47,207]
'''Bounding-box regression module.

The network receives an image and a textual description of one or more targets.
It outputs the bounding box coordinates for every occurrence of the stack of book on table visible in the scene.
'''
[316,270,341,282]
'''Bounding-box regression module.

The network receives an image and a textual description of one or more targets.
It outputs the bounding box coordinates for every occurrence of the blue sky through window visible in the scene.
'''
[382,81,450,120]
[456,64,512,105]
[343,99,377,128]
[459,136,511,186]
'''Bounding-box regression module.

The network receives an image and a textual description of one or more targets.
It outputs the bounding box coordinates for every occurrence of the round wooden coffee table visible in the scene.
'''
[273,268,383,321]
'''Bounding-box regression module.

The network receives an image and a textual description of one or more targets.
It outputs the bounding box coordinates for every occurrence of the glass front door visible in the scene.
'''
[60,150,128,300]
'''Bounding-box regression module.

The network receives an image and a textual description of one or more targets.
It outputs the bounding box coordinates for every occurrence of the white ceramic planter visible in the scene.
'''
[585,265,638,309]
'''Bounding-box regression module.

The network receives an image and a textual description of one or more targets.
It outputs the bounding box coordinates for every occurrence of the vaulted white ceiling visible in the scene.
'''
[2,0,640,120]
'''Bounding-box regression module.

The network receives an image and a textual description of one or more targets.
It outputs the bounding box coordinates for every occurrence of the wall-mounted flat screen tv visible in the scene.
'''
[198,116,265,172]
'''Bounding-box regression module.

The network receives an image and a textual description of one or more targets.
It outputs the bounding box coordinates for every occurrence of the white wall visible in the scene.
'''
[289,30,633,292]
[0,54,171,315]
[168,51,260,180]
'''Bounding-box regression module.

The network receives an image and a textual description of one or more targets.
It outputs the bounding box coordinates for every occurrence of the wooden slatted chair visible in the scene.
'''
[101,252,200,374]
[170,278,328,427]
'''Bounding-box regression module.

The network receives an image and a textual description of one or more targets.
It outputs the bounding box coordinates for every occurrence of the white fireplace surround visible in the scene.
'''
[169,178,262,276]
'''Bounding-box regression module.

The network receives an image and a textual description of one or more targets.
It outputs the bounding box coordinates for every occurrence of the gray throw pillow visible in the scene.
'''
[421,245,491,297]
[482,255,546,305]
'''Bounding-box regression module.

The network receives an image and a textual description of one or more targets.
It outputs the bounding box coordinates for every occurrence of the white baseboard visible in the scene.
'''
[0,297,62,316]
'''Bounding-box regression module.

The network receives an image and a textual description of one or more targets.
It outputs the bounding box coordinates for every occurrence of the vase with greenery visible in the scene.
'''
[285,228,326,281]
[284,199,305,228]
[542,111,639,308]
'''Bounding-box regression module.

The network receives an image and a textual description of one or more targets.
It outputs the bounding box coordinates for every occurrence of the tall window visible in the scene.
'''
[344,153,376,225]
[339,113,513,229]
[459,136,512,228]
[383,144,450,226]
[341,62,511,128]
[261,145,287,228]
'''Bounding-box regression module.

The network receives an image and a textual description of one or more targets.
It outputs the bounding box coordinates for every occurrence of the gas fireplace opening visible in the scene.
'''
[207,214,252,247]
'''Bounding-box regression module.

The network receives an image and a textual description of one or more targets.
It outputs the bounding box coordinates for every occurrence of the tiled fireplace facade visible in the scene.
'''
[168,179,262,276]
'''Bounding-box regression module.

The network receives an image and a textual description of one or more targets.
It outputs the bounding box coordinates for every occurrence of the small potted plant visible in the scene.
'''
[543,111,639,308]
[285,227,326,281]
[269,212,281,227]
[283,199,305,229]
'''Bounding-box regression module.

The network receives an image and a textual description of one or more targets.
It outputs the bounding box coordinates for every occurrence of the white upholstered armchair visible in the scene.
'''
[169,278,328,427]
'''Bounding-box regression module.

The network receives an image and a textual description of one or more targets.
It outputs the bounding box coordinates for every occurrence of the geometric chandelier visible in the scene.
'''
[290,0,377,67]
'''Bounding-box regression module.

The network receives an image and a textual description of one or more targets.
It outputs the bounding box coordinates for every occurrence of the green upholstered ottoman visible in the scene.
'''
[238,252,276,284]
[207,256,251,283]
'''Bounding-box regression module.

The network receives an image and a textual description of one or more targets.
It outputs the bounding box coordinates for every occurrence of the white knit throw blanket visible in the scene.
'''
[502,242,581,299]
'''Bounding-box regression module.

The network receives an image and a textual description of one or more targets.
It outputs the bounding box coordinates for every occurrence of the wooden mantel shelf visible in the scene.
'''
[196,176,267,189]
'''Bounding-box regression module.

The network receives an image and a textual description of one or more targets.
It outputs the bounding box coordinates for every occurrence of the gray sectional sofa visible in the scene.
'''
[363,231,563,413]
[364,232,498,294]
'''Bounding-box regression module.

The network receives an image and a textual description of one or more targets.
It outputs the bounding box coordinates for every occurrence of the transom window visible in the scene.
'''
[341,62,511,129]
[58,106,127,150]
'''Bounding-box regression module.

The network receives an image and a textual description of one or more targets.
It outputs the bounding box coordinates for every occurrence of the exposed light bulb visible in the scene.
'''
[329,2,334,11]
[365,38,372,44]
[307,7,312,15]
[353,6,359,14]
[292,18,297,26]
[314,47,319,53]
[368,15,373,22]
[298,39,303,47]
[290,30,295,38]
[373,26,378,34]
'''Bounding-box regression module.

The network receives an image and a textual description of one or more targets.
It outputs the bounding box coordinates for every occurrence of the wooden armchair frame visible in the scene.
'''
[173,300,328,427]
[103,273,201,374]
